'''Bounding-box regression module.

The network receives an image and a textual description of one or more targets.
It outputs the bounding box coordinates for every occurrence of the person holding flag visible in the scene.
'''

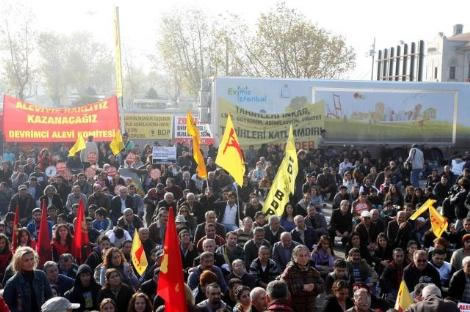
[72,199,89,264]
[262,125,298,217]
[157,207,188,312]
[36,200,52,267]
[131,228,148,276]
[394,280,413,312]
[110,129,125,156]
[216,114,245,186]
[186,112,207,179]
[79,135,98,168]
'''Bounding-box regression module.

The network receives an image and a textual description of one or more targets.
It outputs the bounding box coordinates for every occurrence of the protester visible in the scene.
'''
[3,247,53,312]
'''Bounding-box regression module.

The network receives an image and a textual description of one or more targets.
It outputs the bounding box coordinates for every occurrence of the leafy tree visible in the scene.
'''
[156,2,356,98]
[248,2,355,78]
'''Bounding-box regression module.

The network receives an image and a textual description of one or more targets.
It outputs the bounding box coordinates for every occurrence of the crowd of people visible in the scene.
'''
[0,138,469,312]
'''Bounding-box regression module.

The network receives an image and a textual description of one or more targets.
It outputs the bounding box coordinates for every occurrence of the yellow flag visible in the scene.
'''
[68,133,86,157]
[409,199,436,220]
[131,230,148,276]
[262,126,298,216]
[429,205,448,238]
[395,280,413,312]
[186,112,207,179]
[113,6,123,98]
[216,115,245,186]
[109,129,125,155]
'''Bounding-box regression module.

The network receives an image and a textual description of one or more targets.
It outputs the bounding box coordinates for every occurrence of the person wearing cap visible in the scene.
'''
[354,210,380,249]
[64,264,101,312]
[41,296,80,312]
[3,247,53,312]
[407,284,459,312]
[9,183,35,225]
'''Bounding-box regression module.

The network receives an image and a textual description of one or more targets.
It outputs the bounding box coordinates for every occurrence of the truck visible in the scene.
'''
[201,77,470,164]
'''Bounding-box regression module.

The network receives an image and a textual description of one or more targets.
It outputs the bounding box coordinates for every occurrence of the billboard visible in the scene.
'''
[314,87,458,144]
[3,95,120,142]
[124,114,172,140]
[215,78,325,148]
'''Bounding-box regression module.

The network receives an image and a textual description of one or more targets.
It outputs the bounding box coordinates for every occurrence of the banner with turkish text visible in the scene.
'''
[3,95,120,142]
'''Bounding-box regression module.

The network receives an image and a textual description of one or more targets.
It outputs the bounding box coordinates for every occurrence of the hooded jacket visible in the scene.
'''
[65,264,101,312]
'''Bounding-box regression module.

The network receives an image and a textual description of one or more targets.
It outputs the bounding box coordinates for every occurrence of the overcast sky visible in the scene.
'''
[23,0,470,80]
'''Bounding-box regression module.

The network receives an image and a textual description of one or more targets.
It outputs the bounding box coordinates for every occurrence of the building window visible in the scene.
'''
[449,66,456,80]
[434,67,438,79]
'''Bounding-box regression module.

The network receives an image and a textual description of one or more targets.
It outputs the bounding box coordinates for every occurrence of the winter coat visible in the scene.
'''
[65,264,101,312]
[3,270,53,312]
[280,261,324,312]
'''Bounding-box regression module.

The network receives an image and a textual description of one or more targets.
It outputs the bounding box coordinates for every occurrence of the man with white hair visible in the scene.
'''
[449,255,470,302]
[272,232,299,271]
[264,215,286,245]
[250,287,267,312]
[407,284,459,312]
[110,186,135,223]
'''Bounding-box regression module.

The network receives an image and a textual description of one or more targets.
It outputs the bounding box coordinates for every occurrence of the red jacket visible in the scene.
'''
[0,296,10,312]
[266,299,294,312]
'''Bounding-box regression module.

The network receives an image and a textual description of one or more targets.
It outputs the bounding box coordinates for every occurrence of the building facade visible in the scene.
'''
[425,24,470,82]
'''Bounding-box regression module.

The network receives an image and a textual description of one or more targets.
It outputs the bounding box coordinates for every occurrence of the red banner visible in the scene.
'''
[3,95,120,142]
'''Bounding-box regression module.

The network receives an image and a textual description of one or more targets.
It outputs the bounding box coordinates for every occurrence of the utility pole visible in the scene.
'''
[369,38,376,80]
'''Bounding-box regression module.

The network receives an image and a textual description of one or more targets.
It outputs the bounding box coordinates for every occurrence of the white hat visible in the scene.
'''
[360,211,371,218]
[175,215,187,223]
[42,297,80,312]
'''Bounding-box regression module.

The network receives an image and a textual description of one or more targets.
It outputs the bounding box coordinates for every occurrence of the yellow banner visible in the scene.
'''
[113,6,123,98]
[124,114,173,139]
[218,98,324,148]
[409,199,436,220]
[263,126,298,216]
[429,206,448,238]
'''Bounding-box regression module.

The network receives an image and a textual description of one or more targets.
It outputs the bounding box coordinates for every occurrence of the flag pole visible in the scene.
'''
[113,6,125,133]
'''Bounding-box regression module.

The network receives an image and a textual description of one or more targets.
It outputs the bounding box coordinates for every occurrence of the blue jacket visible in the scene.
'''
[3,270,53,312]
[50,274,74,296]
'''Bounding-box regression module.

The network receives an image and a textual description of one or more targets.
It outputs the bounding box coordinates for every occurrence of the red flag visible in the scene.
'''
[157,207,188,312]
[11,204,19,251]
[36,200,51,266]
[72,199,89,263]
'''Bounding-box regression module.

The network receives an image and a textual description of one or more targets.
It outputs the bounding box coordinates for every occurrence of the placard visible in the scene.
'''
[152,146,177,164]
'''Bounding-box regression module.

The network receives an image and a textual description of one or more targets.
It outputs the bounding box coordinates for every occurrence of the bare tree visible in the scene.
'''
[0,2,37,99]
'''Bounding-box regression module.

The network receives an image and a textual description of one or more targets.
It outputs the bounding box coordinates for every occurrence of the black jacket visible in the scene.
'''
[65,264,101,312]
[98,284,134,312]
[403,263,441,291]
[111,195,136,223]
[214,201,240,227]
[387,221,418,250]
[329,209,353,234]
[448,269,467,301]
